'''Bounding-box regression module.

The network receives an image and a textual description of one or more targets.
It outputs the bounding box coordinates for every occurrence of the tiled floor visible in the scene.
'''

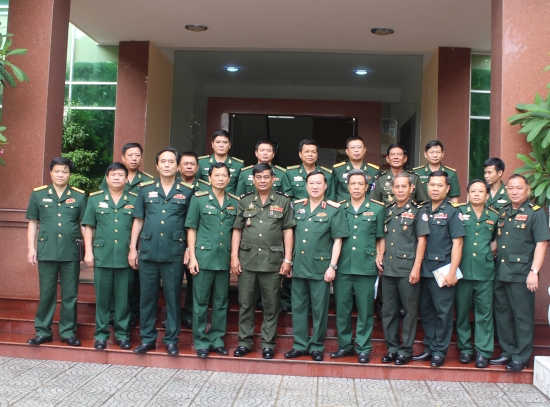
[0,356,548,406]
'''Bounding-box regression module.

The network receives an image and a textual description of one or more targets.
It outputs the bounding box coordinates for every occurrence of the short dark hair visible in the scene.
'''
[392,172,413,186]
[298,139,319,152]
[387,144,407,156]
[155,147,179,164]
[255,139,275,151]
[347,169,369,183]
[508,174,529,185]
[306,169,327,183]
[425,140,444,152]
[50,157,74,172]
[467,179,489,193]
[212,129,230,142]
[121,142,143,155]
[483,157,505,173]
[346,136,364,148]
[105,162,129,177]
[208,162,230,176]
[252,163,274,176]
[179,151,198,165]
[428,170,451,186]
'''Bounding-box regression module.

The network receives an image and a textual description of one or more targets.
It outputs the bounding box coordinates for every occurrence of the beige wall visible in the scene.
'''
[419,50,439,165]
[144,43,174,174]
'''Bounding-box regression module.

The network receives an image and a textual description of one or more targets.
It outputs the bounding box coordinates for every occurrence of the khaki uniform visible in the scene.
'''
[370,170,428,206]
[332,161,379,203]
[235,164,286,197]
[487,185,510,212]
[412,164,461,199]
[198,155,244,195]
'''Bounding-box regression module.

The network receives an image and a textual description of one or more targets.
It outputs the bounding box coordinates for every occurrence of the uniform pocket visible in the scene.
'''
[431,219,447,234]
[139,231,151,253]
[38,232,48,244]
[39,202,54,218]
[396,250,414,269]
[268,211,283,219]
[239,243,251,251]
[509,254,528,263]
[196,242,212,251]
[269,246,284,267]
[314,252,330,261]
[96,208,110,225]
[427,253,446,262]
[145,197,159,214]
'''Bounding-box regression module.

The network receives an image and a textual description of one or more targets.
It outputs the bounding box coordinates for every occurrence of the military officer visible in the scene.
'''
[129,147,194,355]
[484,157,510,211]
[235,140,286,196]
[198,129,244,194]
[489,174,550,371]
[330,169,385,364]
[413,140,461,203]
[83,162,136,351]
[284,170,349,362]
[332,136,379,203]
[26,157,87,347]
[412,170,465,367]
[231,164,295,359]
[455,180,499,368]
[380,173,430,366]
[185,162,240,357]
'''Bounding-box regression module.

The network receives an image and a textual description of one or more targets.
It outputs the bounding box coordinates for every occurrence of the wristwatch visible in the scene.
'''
[329,263,338,270]
[531,269,539,275]
[283,258,293,266]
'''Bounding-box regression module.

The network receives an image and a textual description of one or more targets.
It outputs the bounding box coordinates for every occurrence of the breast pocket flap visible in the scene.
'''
[396,250,414,259]
[427,253,446,261]
[509,254,528,263]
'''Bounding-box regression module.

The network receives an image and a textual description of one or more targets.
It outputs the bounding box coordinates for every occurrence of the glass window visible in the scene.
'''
[469,119,490,180]
[471,93,490,117]
[471,55,491,91]
[70,84,116,107]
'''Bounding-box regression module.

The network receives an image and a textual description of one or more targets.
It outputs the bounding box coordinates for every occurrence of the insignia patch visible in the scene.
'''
[486,220,494,225]
[497,199,508,204]
[516,214,528,221]
[230,168,236,172]
[458,213,463,221]
[364,212,374,216]
[422,214,428,221]
[227,206,234,210]
[269,205,283,212]
[297,209,306,214]
[401,213,414,219]
[249,203,255,209]
[342,173,348,178]
[173,194,186,199]
[66,198,76,204]
[294,176,304,182]
[434,213,448,219]
[371,182,376,190]
[124,205,134,209]
[42,198,53,202]
[206,204,215,209]
[316,212,328,217]
[98,202,108,208]
[148,191,158,198]
[246,218,251,226]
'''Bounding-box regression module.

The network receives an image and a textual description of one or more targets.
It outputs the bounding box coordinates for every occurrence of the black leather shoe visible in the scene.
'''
[182,319,192,330]
[489,356,511,365]
[213,347,229,355]
[284,348,306,358]
[116,339,131,349]
[430,355,445,367]
[459,353,473,364]
[475,353,488,368]
[234,346,251,357]
[129,318,138,328]
[166,343,179,355]
[133,342,156,353]
[263,347,275,359]
[27,336,52,346]
[506,360,527,371]
[381,352,397,363]
[311,350,323,361]
[61,337,81,347]
[412,351,432,361]
[279,306,291,314]
[330,348,354,358]
[395,355,411,366]
[94,340,107,350]
[358,353,370,364]
[197,348,209,358]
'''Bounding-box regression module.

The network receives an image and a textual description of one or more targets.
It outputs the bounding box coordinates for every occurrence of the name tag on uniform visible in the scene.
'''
[497,199,507,204]
[230,168,235,172]
[516,214,528,221]
[173,194,186,199]
[364,212,374,216]
[42,198,52,202]
[342,173,348,178]
[294,176,303,182]
[206,204,215,209]
[317,212,327,217]
[248,175,253,180]
[274,178,279,182]
[463,214,470,220]
[434,213,447,219]
[98,202,108,208]
[148,191,158,198]
[124,205,134,209]
[297,209,306,214]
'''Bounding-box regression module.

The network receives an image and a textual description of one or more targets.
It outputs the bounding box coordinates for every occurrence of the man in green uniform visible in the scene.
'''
[185,162,240,357]
[412,170,465,367]
[330,169,385,364]
[26,157,87,346]
[455,179,499,368]
[484,157,510,211]
[231,164,295,359]
[128,147,194,355]
[83,162,136,351]
[332,136,379,203]
[198,129,244,195]
[412,140,461,203]
[236,140,286,196]
[380,173,430,366]
[284,171,349,361]
[489,174,550,371]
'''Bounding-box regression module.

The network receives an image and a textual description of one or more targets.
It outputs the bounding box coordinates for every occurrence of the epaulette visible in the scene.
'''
[406,169,416,175]
[33,185,48,192]
[274,165,287,172]
[333,161,346,168]
[287,165,300,170]
[198,155,209,160]
[89,190,103,197]
[488,206,499,215]
[181,181,194,189]
[326,200,341,208]
[243,190,254,197]
[338,200,346,205]
[443,165,456,172]
[450,202,461,208]
[71,186,85,194]
[228,192,240,201]
[275,191,289,197]
[412,165,425,171]
[320,166,332,174]
[140,180,154,187]
[241,165,253,172]
[370,199,385,206]
[142,171,154,179]
[452,202,467,207]
[367,163,379,170]
[530,202,541,211]
[415,200,429,208]
[194,190,209,197]
[197,179,211,185]
[294,198,307,205]
[128,191,138,197]
[231,156,244,163]
[375,171,387,178]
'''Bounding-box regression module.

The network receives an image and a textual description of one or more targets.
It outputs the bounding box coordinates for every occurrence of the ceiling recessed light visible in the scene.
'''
[226,66,239,72]
[185,24,208,32]
[371,28,395,36]
[355,69,368,75]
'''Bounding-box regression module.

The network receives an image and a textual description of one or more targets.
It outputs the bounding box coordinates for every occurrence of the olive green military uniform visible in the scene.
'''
[335,198,385,354]
[233,189,295,350]
[198,154,244,195]
[82,190,137,341]
[235,164,286,196]
[382,199,430,357]
[370,170,428,206]
[494,201,550,363]
[332,161,379,203]
[455,203,499,358]
[25,185,87,339]
[292,199,349,353]
[419,201,465,358]
[184,189,240,351]
[133,180,194,345]
[412,164,461,199]
[487,184,510,211]
[282,164,334,201]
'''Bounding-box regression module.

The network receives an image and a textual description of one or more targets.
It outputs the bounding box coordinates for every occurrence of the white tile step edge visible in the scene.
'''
[534,356,550,397]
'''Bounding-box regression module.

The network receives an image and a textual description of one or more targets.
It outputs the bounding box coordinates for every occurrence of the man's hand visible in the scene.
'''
[526,272,539,292]
[128,248,139,270]
[442,271,458,287]
[189,259,199,275]
[279,261,291,276]
[409,265,420,285]
[230,257,242,275]
[27,248,37,266]
[84,252,94,267]
[376,254,384,273]
[324,266,336,283]
[183,250,190,266]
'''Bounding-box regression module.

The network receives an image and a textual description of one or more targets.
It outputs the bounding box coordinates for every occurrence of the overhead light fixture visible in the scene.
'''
[355,69,368,75]
[268,116,295,119]
[185,24,208,32]
[226,66,240,72]
[371,28,395,36]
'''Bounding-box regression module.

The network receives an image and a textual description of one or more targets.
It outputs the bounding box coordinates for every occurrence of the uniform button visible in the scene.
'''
[201,246,204,250]
[305,229,308,232]
[220,232,223,235]
[114,240,118,243]
[508,218,512,221]
[160,233,164,236]
[395,216,398,219]
[258,248,262,251]
[261,208,264,211]
[58,203,61,206]
[435,257,439,260]
[355,215,358,218]
[308,219,311,221]
[352,247,356,250]
[389,256,392,259]
[208,212,211,214]
[502,259,505,262]
[353,236,356,239]
[303,240,306,243]
[164,201,167,204]
[259,234,262,237]
[180,238,183,242]
[354,225,357,229]
[100,211,104,214]
[474,242,477,246]
[114,209,118,213]
[517,258,520,261]
[506,232,509,235]
[57,213,61,217]
[502,246,505,249]
[58,223,61,226]
[220,212,223,215]
[220,243,223,246]
[260,220,263,223]
[476,222,479,226]
[40,238,43,241]
[429,214,433,217]
[115,219,118,223]
[392,230,395,233]
[437,221,440,224]
[162,210,166,213]
[473,253,476,256]
[115,230,118,233]
[391,243,394,246]
[321,257,324,261]
[403,254,407,258]
[220,222,223,225]
[475,232,478,236]
[301,251,305,254]
[161,221,164,224]
[58,234,62,238]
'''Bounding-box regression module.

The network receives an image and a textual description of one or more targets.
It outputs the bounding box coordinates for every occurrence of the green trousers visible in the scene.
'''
[382,275,420,357]
[494,279,535,363]
[334,274,376,353]
[94,266,134,341]
[291,277,330,353]
[455,279,494,358]
[139,260,183,345]
[128,270,140,320]
[238,269,281,349]
[419,277,455,357]
[280,277,292,308]
[182,266,193,321]
[35,260,80,339]
[193,269,229,350]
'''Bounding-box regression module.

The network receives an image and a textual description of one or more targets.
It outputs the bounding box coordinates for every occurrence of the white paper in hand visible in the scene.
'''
[374,276,379,299]
[432,264,463,288]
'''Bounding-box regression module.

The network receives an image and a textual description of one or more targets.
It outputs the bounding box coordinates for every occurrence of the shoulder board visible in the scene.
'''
[414,200,429,208]
[198,155,209,160]
[231,156,244,163]
[142,171,154,179]
[412,165,424,171]
[406,169,416,175]
[243,190,254,197]
[488,206,499,215]
[197,179,211,185]
[241,165,253,172]
[181,181,194,190]
[530,203,541,211]
[89,190,103,197]
[33,185,48,192]
[320,166,332,174]
[275,191,289,197]
[326,200,341,208]
[194,190,209,197]
[370,199,385,207]
[294,198,307,204]
[287,165,300,170]
[140,180,154,187]
[228,192,240,201]
[452,202,467,207]
[443,165,456,172]
[71,186,85,194]
[367,163,379,170]
[274,165,286,172]
[333,161,346,168]
[375,171,387,178]
[128,191,138,197]
[338,199,347,205]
